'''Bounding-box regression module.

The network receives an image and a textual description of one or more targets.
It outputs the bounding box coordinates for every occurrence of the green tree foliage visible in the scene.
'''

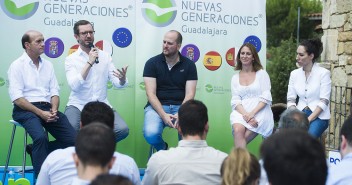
[267,38,297,104]
[267,0,322,47]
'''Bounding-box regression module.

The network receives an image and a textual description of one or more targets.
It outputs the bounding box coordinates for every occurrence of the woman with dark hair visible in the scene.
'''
[230,43,274,148]
[287,39,331,138]
[221,148,260,185]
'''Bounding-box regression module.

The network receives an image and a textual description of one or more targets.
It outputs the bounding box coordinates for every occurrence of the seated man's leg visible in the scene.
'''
[64,105,81,132]
[44,111,77,152]
[113,110,129,142]
[143,105,167,151]
[12,107,49,175]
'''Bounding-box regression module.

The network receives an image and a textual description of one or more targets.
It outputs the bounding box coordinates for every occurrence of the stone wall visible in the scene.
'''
[321,0,352,150]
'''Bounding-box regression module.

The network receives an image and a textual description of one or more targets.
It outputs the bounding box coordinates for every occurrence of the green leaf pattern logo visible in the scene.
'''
[205,84,213,93]
[1,0,39,20]
[141,0,177,27]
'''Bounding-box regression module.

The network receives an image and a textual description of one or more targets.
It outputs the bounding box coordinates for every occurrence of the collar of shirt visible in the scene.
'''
[70,177,90,185]
[178,140,208,148]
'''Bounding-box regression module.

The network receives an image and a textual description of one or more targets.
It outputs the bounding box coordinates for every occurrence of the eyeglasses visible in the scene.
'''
[79,31,95,37]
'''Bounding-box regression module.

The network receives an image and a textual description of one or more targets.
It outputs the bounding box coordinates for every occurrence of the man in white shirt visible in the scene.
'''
[326,116,352,185]
[142,100,227,185]
[65,20,129,142]
[71,123,116,185]
[37,102,141,185]
[7,30,76,176]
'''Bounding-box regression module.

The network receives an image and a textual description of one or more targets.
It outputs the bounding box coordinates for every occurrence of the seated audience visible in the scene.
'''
[260,129,327,185]
[90,174,133,185]
[259,108,310,185]
[71,123,115,184]
[36,102,140,185]
[277,108,309,131]
[326,116,352,185]
[142,100,227,185]
[221,148,260,185]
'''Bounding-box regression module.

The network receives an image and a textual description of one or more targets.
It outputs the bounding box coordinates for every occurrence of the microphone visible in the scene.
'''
[88,43,99,64]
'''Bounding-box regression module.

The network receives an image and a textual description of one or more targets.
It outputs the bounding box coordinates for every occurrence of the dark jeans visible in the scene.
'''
[12,103,77,175]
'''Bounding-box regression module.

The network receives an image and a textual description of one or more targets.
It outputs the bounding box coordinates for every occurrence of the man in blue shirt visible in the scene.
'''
[326,116,352,185]
[143,30,198,151]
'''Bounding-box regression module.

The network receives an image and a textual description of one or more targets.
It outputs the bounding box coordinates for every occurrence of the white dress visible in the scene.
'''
[230,69,274,137]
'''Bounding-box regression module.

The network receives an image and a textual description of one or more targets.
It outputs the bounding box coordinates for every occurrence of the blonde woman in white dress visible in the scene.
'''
[230,43,274,148]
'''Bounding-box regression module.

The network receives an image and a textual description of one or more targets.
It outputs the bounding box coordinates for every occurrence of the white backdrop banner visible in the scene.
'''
[0,0,266,166]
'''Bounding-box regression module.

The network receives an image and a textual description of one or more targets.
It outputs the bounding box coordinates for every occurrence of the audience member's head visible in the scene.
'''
[74,123,116,178]
[340,116,352,158]
[81,101,114,128]
[277,108,309,131]
[260,129,327,185]
[90,174,133,185]
[178,99,208,138]
[221,148,260,185]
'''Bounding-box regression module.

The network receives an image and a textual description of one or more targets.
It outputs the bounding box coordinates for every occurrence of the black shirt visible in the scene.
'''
[143,52,198,106]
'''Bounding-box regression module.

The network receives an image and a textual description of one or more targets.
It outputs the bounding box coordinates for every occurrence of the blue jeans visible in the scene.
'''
[143,105,181,151]
[64,105,129,142]
[302,108,329,138]
[13,103,76,175]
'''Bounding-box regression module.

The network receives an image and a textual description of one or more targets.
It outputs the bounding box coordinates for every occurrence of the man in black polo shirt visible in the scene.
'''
[143,30,198,151]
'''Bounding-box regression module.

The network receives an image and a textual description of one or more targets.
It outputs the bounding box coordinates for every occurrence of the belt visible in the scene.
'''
[31,101,51,105]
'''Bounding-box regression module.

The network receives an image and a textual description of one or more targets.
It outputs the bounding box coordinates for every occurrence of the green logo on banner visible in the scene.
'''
[205,84,213,93]
[139,82,146,90]
[107,81,113,89]
[0,77,5,87]
[1,0,39,20]
[141,0,177,27]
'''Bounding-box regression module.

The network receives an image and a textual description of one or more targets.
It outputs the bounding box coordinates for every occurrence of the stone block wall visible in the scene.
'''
[322,0,352,150]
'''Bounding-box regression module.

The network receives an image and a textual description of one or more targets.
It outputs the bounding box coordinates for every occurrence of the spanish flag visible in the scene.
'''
[203,51,222,71]
[68,44,79,56]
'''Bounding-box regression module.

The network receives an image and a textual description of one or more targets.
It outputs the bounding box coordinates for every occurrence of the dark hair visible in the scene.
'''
[178,99,208,136]
[341,116,352,146]
[235,43,263,71]
[169,30,182,45]
[278,108,309,131]
[74,20,93,35]
[75,123,115,167]
[90,174,133,185]
[81,101,114,129]
[299,39,323,62]
[221,148,260,185]
[260,129,327,185]
[21,33,30,49]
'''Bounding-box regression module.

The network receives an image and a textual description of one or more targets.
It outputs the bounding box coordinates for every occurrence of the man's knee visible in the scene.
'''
[115,125,129,142]
[32,132,48,144]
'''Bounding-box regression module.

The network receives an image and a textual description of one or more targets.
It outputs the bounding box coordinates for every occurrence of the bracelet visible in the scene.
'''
[87,62,93,67]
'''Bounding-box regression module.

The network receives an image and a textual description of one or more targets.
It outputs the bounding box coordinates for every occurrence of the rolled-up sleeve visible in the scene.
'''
[259,70,272,105]
[65,57,85,91]
[318,70,331,111]
[49,66,60,97]
[287,71,297,107]
[8,62,24,102]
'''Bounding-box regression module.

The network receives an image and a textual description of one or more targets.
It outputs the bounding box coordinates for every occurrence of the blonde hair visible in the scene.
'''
[221,148,260,185]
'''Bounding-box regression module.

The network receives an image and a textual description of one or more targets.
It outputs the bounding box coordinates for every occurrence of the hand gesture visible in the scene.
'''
[113,65,129,84]
[161,113,177,128]
[40,110,58,123]
[247,118,259,128]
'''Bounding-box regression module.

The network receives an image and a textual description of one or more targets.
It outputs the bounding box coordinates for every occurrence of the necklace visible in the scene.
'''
[167,61,178,70]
